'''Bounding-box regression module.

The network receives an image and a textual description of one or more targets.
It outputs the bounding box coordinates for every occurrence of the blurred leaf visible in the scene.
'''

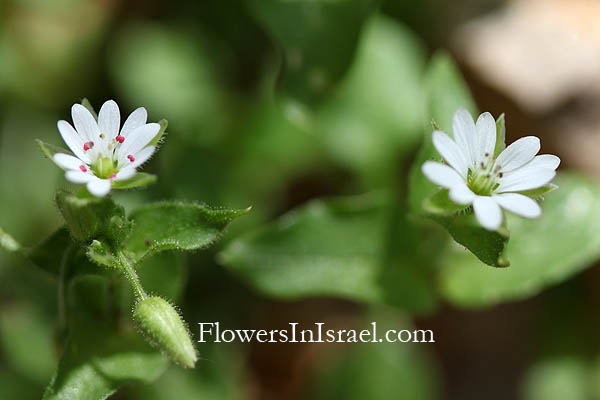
[439,173,600,307]
[306,310,439,399]
[408,52,510,267]
[318,14,425,185]
[219,194,437,312]
[522,358,589,400]
[112,173,157,190]
[43,275,168,400]
[0,304,56,384]
[126,202,250,264]
[110,23,228,145]
[249,0,376,102]
[132,344,247,400]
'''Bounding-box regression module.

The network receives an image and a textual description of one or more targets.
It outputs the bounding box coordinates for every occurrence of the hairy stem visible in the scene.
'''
[116,250,147,300]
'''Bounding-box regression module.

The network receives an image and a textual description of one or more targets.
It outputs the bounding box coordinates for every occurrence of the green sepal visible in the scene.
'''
[150,119,168,146]
[111,172,157,190]
[423,189,470,215]
[55,190,132,247]
[36,139,73,165]
[519,184,558,199]
[81,98,98,120]
[494,113,506,156]
[87,240,118,268]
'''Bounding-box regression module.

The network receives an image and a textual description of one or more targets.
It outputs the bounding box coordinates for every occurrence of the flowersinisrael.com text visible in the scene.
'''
[198,322,434,344]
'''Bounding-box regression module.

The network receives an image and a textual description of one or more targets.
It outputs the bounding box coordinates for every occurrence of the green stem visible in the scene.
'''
[116,250,147,300]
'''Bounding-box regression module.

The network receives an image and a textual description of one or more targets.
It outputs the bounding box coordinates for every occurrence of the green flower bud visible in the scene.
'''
[134,296,197,368]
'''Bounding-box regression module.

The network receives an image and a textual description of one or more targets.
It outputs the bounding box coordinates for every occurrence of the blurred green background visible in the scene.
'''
[2,0,600,399]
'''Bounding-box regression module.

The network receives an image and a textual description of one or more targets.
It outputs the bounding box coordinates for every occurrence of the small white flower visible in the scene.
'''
[53,100,160,197]
[422,108,560,231]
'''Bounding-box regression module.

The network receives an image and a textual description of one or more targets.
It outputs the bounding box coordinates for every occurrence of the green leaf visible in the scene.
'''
[36,139,73,164]
[111,172,157,190]
[438,173,600,308]
[408,51,510,267]
[126,201,250,264]
[249,0,375,102]
[219,194,437,312]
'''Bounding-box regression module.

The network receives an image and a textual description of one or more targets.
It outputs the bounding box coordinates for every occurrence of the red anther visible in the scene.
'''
[116,135,125,143]
[83,141,94,151]
[127,155,135,162]
[79,165,87,172]
[109,173,117,179]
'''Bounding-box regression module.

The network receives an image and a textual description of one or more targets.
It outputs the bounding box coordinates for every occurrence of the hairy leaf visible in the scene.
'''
[126,201,250,264]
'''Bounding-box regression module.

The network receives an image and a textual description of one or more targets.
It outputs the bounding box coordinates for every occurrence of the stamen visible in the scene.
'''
[83,141,94,151]
[485,152,489,157]
[116,135,125,143]
[498,172,503,178]
[480,162,485,168]
[99,133,105,139]
[127,155,135,162]
[109,173,117,179]
[79,165,87,172]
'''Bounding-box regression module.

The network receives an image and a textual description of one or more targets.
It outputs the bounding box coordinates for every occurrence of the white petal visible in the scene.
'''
[72,103,100,143]
[98,100,120,139]
[422,161,465,189]
[118,123,160,160]
[495,136,540,173]
[57,120,90,163]
[522,154,560,171]
[475,112,496,162]
[496,168,556,193]
[432,130,468,179]
[452,108,477,167]
[53,153,86,171]
[121,107,148,137]
[113,168,136,181]
[493,193,541,218]
[87,178,111,197]
[449,183,475,205]
[120,145,155,169]
[65,170,94,184]
[473,196,503,231]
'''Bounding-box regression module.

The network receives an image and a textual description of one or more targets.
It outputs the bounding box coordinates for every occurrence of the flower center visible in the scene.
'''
[91,156,118,179]
[467,153,502,196]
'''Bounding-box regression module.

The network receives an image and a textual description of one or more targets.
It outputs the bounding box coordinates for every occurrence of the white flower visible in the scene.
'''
[53,100,160,197]
[422,108,560,231]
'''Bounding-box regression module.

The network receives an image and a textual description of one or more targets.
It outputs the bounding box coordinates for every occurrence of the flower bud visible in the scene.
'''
[134,296,197,368]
